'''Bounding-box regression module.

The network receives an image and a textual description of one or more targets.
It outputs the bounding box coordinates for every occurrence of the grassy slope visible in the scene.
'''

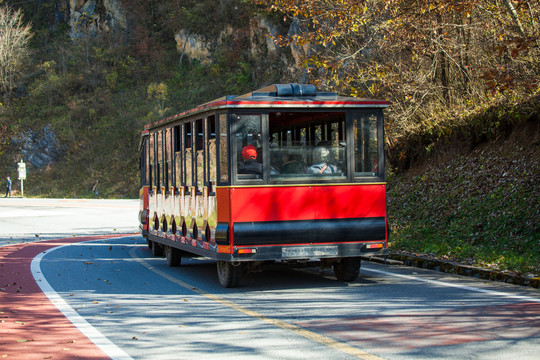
[387,120,540,275]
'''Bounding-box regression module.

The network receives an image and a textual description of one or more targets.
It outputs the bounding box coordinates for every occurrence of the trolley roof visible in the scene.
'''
[143,83,389,131]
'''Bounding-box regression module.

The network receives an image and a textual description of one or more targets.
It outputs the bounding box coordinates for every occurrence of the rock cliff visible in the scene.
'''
[67,0,127,37]
[57,0,303,79]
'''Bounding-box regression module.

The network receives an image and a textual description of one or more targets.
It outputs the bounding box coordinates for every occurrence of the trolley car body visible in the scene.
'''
[138,84,389,287]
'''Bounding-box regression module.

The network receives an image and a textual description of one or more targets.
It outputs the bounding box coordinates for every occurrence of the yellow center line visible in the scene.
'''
[129,246,385,360]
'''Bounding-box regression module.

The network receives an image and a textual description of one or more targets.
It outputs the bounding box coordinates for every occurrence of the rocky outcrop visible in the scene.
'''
[67,0,127,38]
[56,0,303,79]
[12,126,62,169]
[175,30,213,64]
[174,15,304,80]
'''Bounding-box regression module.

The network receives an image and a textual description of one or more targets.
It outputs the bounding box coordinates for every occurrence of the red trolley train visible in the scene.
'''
[138,83,389,287]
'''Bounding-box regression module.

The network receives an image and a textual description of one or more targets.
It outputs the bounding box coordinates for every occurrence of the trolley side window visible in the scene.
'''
[149,133,154,187]
[219,113,229,184]
[353,111,379,177]
[185,122,193,188]
[207,115,217,192]
[195,118,205,190]
[233,114,263,180]
[165,128,172,189]
[140,137,149,187]
[174,125,182,188]
[156,131,162,187]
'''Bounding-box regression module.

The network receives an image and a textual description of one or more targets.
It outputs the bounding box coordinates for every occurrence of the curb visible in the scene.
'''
[365,253,540,289]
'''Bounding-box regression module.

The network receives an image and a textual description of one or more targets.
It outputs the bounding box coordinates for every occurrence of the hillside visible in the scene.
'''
[0,0,295,197]
[388,119,540,275]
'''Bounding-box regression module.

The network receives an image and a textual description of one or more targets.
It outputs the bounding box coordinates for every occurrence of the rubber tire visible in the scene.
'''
[165,246,182,267]
[333,257,361,282]
[216,261,242,288]
[151,241,164,257]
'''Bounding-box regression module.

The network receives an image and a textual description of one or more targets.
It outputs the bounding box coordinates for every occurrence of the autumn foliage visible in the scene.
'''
[255,0,540,168]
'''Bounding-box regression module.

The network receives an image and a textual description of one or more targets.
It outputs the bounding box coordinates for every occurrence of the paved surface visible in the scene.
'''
[1,198,540,359]
[31,236,540,360]
[0,198,139,359]
[0,236,125,359]
[0,198,139,246]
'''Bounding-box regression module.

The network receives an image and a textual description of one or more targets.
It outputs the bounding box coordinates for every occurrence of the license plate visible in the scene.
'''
[282,246,338,258]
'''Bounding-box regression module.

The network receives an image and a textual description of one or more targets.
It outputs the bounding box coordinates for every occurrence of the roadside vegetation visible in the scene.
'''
[388,119,539,275]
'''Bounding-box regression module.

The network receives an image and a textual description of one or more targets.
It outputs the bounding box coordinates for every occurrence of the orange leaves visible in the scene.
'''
[254,0,539,141]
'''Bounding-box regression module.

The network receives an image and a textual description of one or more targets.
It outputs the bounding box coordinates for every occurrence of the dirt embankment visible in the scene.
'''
[387,118,540,283]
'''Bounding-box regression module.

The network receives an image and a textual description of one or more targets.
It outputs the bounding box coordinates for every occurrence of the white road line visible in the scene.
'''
[363,266,540,303]
[31,240,133,360]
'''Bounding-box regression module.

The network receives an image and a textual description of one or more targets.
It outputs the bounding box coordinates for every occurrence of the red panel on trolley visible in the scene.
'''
[227,184,386,223]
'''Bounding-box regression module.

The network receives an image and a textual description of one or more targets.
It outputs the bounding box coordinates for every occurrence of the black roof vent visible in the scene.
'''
[244,83,336,99]
[275,83,317,97]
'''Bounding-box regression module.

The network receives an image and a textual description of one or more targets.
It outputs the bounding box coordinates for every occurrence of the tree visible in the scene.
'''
[0,5,32,98]
[254,0,540,151]
[147,82,169,116]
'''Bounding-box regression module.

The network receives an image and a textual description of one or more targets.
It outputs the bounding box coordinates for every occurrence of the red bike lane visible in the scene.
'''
[0,235,128,360]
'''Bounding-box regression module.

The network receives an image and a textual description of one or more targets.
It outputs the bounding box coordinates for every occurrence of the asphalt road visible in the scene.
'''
[1,198,539,360]
[0,197,139,246]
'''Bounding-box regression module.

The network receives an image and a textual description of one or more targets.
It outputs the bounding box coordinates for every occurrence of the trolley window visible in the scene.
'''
[268,111,346,181]
[195,118,204,190]
[156,131,162,187]
[174,125,182,187]
[353,111,379,177]
[233,114,263,180]
[207,115,217,192]
[165,128,172,189]
[185,122,193,188]
[219,113,229,184]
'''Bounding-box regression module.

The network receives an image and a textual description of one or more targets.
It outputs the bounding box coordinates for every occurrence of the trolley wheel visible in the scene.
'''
[151,241,164,257]
[165,246,182,267]
[146,239,153,249]
[216,261,242,288]
[333,257,361,282]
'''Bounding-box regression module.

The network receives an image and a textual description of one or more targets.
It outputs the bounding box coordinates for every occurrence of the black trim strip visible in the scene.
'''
[233,217,385,246]
[215,222,229,245]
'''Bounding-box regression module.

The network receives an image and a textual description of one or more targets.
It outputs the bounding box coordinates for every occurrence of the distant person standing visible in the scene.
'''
[5,176,12,197]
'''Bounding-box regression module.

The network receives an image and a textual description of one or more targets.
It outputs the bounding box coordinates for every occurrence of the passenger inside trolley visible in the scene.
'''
[238,145,262,175]
[306,146,339,174]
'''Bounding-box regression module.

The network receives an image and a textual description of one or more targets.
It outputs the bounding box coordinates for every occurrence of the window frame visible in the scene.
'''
[350,109,385,181]
[230,111,266,185]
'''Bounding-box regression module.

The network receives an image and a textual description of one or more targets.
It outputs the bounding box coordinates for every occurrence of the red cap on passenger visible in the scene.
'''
[242,145,257,160]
